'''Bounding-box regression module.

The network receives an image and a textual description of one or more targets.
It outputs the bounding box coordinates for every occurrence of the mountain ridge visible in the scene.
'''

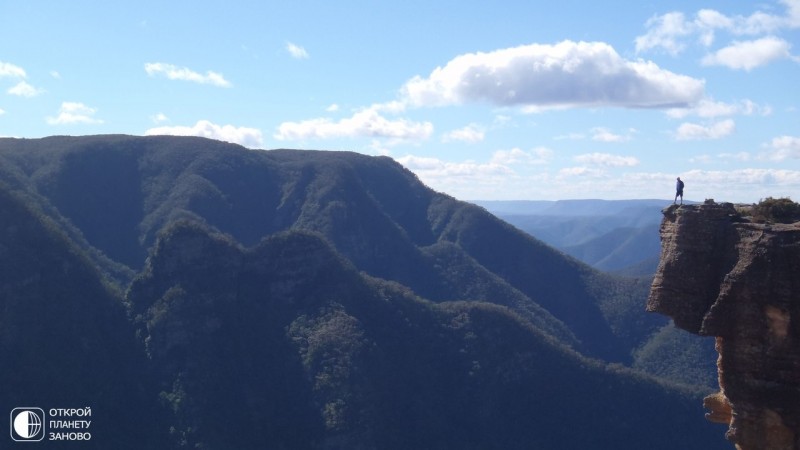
[0,134,647,361]
[0,135,726,448]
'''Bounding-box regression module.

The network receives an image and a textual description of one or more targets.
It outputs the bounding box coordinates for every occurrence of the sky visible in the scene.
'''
[1,0,799,202]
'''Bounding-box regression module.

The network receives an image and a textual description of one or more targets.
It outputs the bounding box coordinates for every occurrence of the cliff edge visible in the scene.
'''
[647,202,800,449]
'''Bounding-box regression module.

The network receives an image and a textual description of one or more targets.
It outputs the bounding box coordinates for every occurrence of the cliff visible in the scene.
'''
[648,202,800,449]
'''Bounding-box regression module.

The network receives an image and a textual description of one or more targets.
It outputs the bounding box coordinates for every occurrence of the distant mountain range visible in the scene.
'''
[474,199,670,275]
[0,135,722,449]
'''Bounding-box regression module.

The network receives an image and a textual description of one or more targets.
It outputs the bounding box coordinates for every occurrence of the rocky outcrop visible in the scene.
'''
[648,203,800,449]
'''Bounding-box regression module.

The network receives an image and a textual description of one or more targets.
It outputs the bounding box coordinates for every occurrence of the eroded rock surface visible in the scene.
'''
[648,203,800,449]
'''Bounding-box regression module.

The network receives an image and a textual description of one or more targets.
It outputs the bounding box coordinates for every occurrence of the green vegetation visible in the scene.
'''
[633,323,718,390]
[750,197,800,224]
[0,135,730,449]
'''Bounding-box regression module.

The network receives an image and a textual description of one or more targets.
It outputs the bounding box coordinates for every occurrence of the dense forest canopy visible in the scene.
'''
[0,135,725,449]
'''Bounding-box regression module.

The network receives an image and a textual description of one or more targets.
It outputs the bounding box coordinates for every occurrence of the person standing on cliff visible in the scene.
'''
[674,177,684,205]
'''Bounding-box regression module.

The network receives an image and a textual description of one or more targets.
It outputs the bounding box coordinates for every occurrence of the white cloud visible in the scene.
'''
[675,119,735,140]
[144,62,231,87]
[763,135,800,160]
[591,127,634,143]
[394,151,800,202]
[785,0,800,26]
[286,42,309,59]
[442,123,485,143]
[620,169,800,202]
[401,40,704,110]
[0,108,5,115]
[46,102,103,125]
[702,36,792,70]
[690,152,751,164]
[325,104,339,112]
[637,1,800,56]
[274,107,433,142]
[557,166,607,178]
[574,152,639,167]
[493,114,512,126]
[7,81,44,97]
[667,98,771,118]
[368,139,392,156]
[490,147,553,165]
[0,61,26,78]
[683,168,800,189]
[395,149,552,199]
[689,154,714,164]
[395,155,514,196]
[555,127,634,142]
[635,12,694,55]
[151,112,169,124]
[369,100,407,114]
[398,154,512,176]
[695,9,734,45]
[145,120,263,148]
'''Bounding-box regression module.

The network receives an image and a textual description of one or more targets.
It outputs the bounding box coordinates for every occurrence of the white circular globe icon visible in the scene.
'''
[13,410,42,439]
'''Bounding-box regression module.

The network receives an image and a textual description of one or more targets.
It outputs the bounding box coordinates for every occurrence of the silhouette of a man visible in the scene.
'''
[674,177,684,205]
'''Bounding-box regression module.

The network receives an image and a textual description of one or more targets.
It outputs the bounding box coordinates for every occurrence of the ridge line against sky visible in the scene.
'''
[0,0,798,202]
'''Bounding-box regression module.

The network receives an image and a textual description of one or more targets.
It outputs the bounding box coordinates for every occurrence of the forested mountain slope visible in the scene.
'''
[0,135,725,448]
[0,135,660,361]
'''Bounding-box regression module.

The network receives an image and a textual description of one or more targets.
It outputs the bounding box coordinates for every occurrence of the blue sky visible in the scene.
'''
[1,0,799,202]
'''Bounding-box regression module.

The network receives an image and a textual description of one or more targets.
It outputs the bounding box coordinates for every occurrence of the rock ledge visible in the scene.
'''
[648,203,800,449]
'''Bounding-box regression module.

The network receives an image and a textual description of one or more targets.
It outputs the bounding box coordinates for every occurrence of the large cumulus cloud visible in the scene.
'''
[401,40,704,110]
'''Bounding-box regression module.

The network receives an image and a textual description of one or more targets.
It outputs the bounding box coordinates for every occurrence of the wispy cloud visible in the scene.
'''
[0,61,26,78]
[274,107,433,142]
[574,152,639,167]
[557,166,608,178]
[554,127,635,142]
[396,155,513,189]
[8,81,44,97]
[442,124,485,143]
[681,168,800,195]
[396,151,800,202]
[701,36,792,70]
[636,0,799,69]
[46,102,103,125]
[635,12,694,55]
[762,135,800,160]
[286,42,309,59]
[675,119,735,140]
[667,98,771,118]
[150,112,169,124]
[591,127,635,143]
[1,61,44,97]
[144,62,231,87]
[145,120,263,148]
[401,40,704,110]
[491,147,553,165]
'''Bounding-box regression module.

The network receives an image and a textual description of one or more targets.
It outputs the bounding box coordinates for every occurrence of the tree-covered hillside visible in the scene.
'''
[0,135,725,448]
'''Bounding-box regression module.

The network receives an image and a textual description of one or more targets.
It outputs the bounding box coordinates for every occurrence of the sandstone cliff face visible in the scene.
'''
[648,203,800,449]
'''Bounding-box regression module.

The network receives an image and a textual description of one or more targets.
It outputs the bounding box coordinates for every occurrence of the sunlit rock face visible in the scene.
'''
[648,203,800,450]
